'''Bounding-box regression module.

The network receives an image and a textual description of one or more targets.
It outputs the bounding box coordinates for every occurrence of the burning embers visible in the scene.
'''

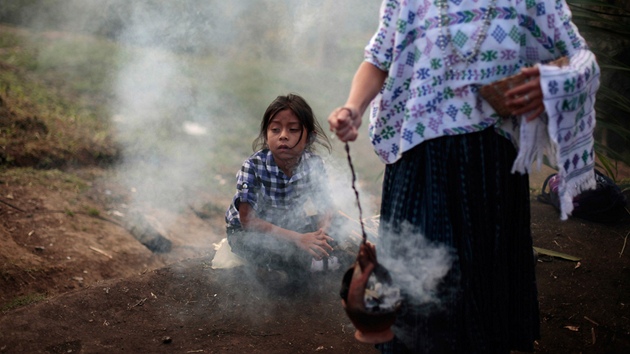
[364,271,401,313]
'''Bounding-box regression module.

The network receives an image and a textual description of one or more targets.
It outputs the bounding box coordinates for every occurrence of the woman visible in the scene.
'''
[329,0,599,352]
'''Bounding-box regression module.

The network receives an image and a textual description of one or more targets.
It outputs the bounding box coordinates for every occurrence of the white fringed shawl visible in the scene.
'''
[510,49,600,220]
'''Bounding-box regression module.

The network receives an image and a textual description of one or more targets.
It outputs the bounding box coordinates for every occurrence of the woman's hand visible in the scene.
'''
[505,66,545,122]
[328,106,361,142]
[328,62,388,141]
[345,242,377,311]
[356,241,377,272]
[296,228,334,259]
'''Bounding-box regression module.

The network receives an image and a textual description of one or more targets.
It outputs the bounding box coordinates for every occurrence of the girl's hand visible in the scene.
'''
[297,228,334,259]
[505,66,545,122]
[328,106,361,142]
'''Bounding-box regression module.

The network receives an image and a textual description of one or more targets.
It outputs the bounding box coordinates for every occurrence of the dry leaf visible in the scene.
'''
[564,325,579,332]
[533,247,581,261]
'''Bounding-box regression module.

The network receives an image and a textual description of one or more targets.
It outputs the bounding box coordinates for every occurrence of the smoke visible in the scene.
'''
[105,1,382,219]
[378,222,453,306]
[6,0,454,309]
[29,0,375,210]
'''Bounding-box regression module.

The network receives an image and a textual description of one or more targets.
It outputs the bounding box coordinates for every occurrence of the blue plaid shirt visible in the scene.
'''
[225,149,332,230]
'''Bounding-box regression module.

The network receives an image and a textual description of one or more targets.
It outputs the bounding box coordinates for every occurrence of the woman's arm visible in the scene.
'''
[328,62,388,142]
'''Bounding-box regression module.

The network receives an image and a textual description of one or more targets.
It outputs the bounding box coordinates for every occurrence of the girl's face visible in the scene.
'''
[266,108,309,170]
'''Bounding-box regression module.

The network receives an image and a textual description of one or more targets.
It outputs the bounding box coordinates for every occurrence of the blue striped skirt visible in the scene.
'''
[376,128,540,353]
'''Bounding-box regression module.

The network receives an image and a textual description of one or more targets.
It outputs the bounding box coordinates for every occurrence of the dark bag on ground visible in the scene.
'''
[537,170,628,223]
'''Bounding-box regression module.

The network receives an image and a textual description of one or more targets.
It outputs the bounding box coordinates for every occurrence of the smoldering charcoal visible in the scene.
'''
[364,273,401,312]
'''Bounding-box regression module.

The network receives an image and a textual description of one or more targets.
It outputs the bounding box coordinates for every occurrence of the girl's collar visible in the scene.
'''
[264,149,313,178]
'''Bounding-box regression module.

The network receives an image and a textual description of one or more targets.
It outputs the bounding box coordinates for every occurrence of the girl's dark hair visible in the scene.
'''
[252,93,332,153]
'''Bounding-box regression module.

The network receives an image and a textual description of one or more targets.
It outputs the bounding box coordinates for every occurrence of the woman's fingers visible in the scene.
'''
[357,242,377,270]
[504,67,544,120]
[338,129,358,142]
[328,107,359,142]
[525,106,545,122]
[506,78,540,103]
[509,91,543,119]
[333,121,358,142]
[328,107,350,130]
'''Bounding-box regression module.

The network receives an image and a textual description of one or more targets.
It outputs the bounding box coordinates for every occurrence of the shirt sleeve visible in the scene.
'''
[521,0,589,63]
[364,0,401,71]
[235,158,259,211]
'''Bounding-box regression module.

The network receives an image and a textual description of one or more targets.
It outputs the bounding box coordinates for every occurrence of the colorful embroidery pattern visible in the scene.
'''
[537,51,599,218]
[364,0,595,165]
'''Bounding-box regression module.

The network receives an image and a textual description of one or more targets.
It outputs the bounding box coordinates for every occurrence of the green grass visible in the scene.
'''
[0,22,374,169]
[86,207,100,217]
[0,39,113,159]
[0,293,47,312]
[0,167,89,191]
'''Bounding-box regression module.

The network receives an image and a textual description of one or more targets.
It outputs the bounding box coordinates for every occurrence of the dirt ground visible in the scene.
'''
[0,164,629,354]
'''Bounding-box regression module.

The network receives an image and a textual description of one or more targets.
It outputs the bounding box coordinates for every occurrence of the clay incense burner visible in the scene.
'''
[339,243,400,344]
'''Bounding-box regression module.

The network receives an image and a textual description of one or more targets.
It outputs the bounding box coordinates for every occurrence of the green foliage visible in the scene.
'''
[0,27,117,167]
[0,293,46,312]
[86,207,100,217]
[568,0,630,177]
[0,167,89,191]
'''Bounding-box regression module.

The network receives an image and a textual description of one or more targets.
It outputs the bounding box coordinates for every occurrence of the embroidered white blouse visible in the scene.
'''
[365,0,600,219]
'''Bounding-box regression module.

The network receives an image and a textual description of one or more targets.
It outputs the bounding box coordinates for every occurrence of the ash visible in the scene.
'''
[364,273,402,312]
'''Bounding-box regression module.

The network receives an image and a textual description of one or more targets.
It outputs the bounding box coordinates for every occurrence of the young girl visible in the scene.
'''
[225,93,337,287]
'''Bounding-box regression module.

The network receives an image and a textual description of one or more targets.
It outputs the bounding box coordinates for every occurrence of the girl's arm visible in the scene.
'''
[239,203,334,259]
[328,62,388,142]
[318,211,333,232]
